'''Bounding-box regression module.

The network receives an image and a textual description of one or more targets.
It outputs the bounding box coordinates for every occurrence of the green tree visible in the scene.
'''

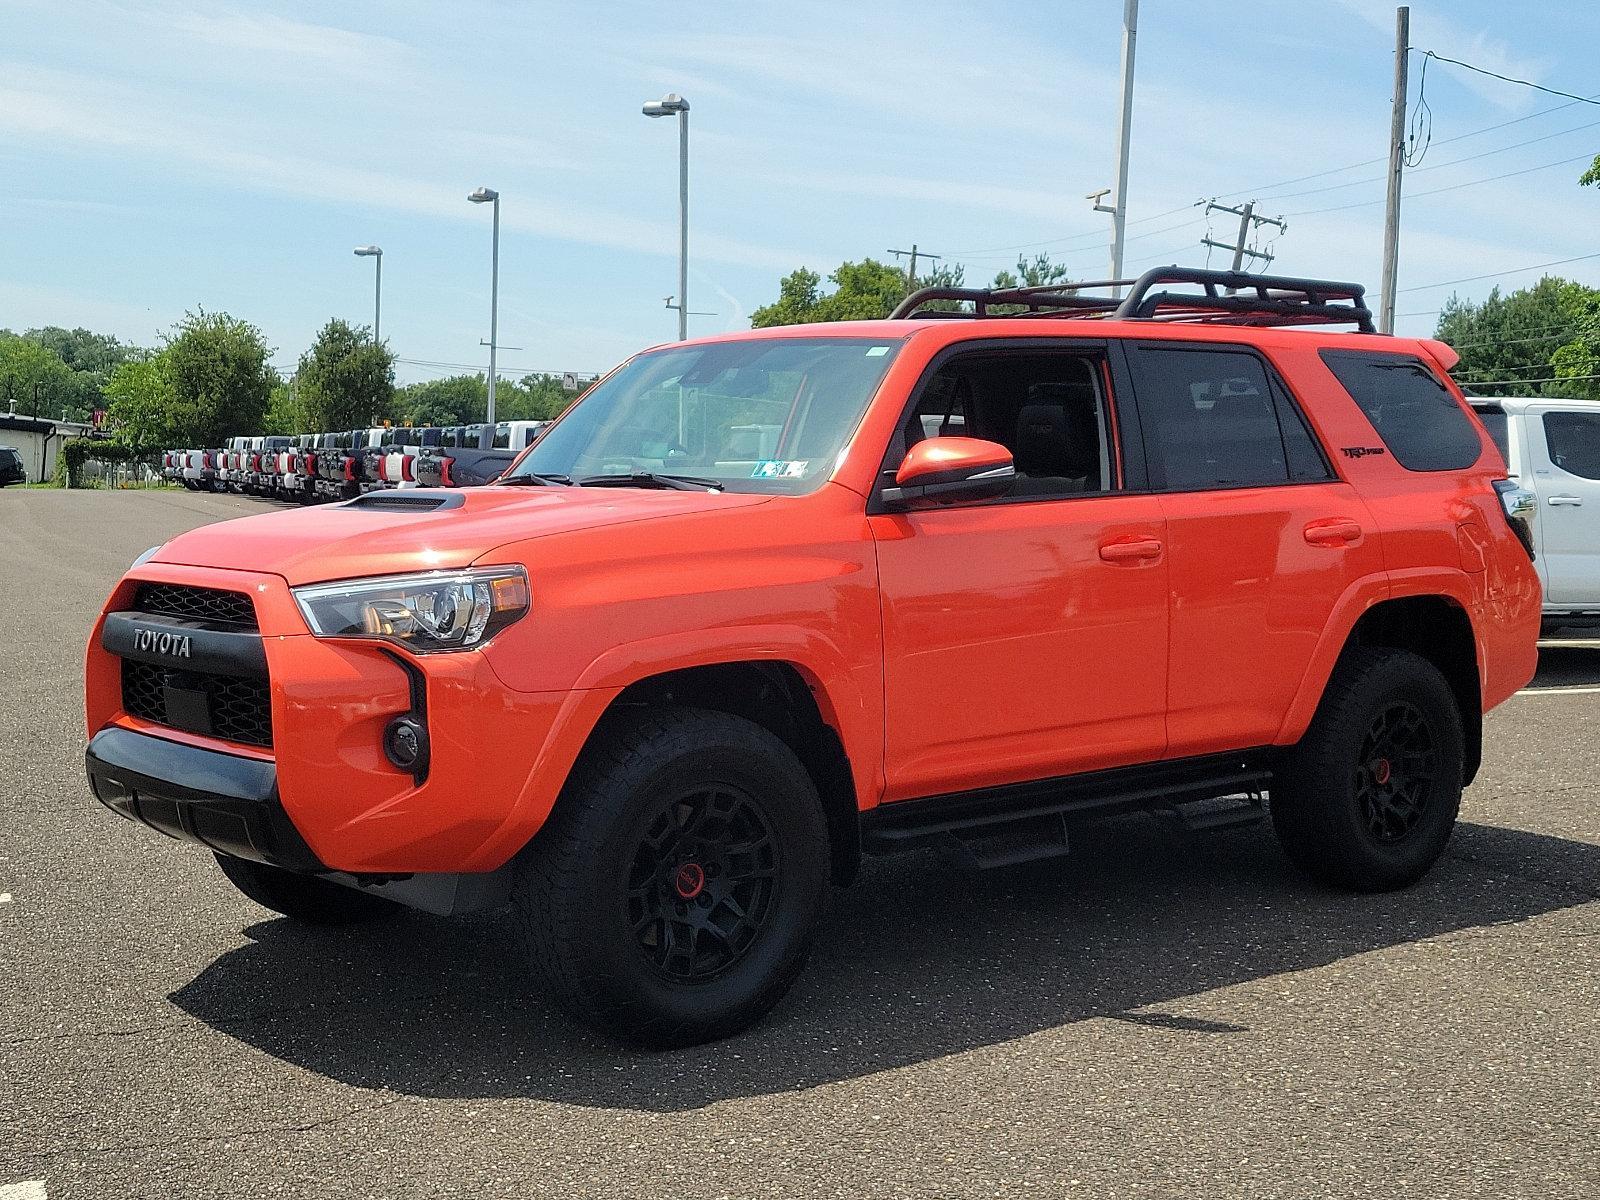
[395,374,486,427]
[103,353,183,451]
[1550,288,1600,401]
[295,319,396,431]
[0,336,77,418]
[164,310,274,445]
[1435,276,1600,397]
[990,253,1074,290]
[503,373,579,421]
[263,379,307,434]
[752,258,965,326]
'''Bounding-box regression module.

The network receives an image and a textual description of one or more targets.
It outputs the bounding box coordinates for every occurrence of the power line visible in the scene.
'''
[1419,50,1600,109]
[1398,250,1600,293]
[943,201,1199,257]
[1254,116,1600,203]
[1287,151,1597,217]
[1458,371,1600,388]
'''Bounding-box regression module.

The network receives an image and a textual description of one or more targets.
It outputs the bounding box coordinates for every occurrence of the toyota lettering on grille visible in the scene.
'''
[133,627,193,660]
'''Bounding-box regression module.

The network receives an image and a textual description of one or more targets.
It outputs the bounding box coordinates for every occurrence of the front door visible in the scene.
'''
[1532,405,1600,606]
[870,345,1169,802]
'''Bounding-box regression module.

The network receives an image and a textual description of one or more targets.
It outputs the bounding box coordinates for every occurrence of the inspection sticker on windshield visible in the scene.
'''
[865,346,891,356]
[752,460,809,479]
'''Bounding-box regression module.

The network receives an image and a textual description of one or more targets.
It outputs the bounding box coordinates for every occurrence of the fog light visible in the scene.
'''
[383,716,429,776]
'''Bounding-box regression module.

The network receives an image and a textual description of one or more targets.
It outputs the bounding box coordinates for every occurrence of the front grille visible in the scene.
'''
[121,660,273,748]
[132,584,257,629]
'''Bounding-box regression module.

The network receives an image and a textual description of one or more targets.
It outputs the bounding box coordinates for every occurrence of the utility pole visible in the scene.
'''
[1379,5,1410,333]
[1109,0,1139,294]
[889,245,941,294]
[1201,200,1288,281]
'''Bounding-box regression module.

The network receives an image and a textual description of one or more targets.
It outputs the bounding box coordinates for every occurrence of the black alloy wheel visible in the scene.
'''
[1353,701,1441,844]
[627,784,780,982]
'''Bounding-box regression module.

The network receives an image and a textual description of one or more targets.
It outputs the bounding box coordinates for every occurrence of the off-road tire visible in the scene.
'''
[1272,647,1465,892]
[513,707,831,1049]
[214,853,397,924]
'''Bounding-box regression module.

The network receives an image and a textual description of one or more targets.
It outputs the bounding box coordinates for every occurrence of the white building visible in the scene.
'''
[0,413,95,484]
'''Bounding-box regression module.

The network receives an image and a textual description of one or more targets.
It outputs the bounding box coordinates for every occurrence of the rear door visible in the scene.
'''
[1531,404,1600,606]
[1122,341,1385,758]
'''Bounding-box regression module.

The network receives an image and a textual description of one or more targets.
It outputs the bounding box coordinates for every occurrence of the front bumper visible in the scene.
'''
[87,726,324,871]
[87,563,607,874]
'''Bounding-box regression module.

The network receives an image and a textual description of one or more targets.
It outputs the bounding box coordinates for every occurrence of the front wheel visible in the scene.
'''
[513,707,831,1048]
[1272,647,1465,892]
[214,853,397,924]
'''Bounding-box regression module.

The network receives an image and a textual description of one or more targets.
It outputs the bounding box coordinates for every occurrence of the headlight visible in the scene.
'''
[292,567,530,653]
[131,544,164,569]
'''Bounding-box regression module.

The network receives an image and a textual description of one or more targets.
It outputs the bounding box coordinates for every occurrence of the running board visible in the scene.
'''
[862,751,1275,861]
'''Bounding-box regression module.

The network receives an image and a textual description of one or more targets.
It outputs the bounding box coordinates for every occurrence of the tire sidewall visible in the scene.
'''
[1300,654,1465,886]
[561,721,830,1038]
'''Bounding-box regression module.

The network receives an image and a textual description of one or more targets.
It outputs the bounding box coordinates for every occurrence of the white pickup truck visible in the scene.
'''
[1471,396,1600,631]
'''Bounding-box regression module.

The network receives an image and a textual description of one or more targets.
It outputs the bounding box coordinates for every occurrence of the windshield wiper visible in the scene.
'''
[577,472,725,492]
[497,472,575,486]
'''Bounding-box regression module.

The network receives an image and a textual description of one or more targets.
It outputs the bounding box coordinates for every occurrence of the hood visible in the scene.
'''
[153,486,773,586]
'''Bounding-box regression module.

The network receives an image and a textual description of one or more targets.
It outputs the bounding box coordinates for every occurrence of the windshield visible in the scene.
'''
[505,337,903,493]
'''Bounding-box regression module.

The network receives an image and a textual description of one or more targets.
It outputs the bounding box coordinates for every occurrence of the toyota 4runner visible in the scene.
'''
[85,268,1541,1047]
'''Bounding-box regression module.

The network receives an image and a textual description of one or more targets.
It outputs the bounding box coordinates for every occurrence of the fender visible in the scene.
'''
[464,626,884,873]
[1274,565,1481,746]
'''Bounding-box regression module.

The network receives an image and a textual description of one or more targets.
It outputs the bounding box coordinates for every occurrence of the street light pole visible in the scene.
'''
[353,246,382,342]
[1109,0,1139,295]
[468,187,501,443]
[643,93,691,340]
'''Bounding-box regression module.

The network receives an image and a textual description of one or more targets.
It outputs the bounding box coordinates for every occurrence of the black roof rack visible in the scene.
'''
[890,266,1376,334]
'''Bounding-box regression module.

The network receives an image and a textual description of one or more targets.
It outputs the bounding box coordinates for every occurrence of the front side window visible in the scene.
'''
[1127,346,1331,490]
[887,350,1115,499]
[1320,349,1483,472]
[507,337,903,494]
[1543,411,1600,480]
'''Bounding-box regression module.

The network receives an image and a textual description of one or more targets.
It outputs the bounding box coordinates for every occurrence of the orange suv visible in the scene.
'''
[85,268,1541,1046]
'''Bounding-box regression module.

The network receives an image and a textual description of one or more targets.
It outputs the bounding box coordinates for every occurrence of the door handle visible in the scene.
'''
[1547,495,1584,507]
[1098,536,1163,564]
[1303,518,1363,547]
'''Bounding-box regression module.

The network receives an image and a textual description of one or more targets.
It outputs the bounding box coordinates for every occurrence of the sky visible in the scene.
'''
[2,0,1598,385]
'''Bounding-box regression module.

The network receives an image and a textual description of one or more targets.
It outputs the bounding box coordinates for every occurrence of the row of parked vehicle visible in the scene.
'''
[161,421,549,501]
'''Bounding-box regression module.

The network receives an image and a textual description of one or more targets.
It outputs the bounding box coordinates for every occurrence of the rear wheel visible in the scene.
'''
[1272,647,1465,891]
[513,707,830,1048]
[214,853,397,924]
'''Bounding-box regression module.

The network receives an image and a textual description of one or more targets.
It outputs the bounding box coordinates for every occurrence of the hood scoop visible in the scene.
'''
[341,491,464,513]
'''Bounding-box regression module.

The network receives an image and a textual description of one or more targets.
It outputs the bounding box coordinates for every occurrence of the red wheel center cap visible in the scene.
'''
[674,862,706,900]
[1373,758,1393,786]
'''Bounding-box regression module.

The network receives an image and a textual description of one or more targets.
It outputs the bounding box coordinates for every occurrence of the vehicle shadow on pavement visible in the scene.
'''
[168,817,1598,1113]
[1531,641,1600,688]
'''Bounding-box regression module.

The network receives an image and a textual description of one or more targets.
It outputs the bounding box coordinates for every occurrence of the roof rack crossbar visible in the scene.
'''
[890,266,1376,333]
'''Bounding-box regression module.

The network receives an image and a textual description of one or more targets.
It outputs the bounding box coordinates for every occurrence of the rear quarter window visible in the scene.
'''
[1319,349,1483,472]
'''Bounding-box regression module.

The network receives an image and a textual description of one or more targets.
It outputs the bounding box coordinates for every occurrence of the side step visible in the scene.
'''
[862,750,1275,865]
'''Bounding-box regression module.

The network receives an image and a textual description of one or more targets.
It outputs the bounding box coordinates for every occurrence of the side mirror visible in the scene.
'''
[881,436,1015,509]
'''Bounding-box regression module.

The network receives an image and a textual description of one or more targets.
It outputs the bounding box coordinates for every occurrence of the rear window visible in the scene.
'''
[0,448,20,468]
[1125,346,1334,491]
[1320,350,1483,471]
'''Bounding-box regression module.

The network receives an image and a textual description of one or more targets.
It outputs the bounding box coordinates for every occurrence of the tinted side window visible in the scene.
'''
[1543,411,1600,480]
[1127,347,1302,490]
[890,351,1115,501]
[1320,350,1482,471]
[1473,406,1510,464]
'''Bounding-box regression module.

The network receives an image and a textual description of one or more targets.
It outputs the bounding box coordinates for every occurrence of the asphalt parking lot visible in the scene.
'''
[2,488,1596,1200]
